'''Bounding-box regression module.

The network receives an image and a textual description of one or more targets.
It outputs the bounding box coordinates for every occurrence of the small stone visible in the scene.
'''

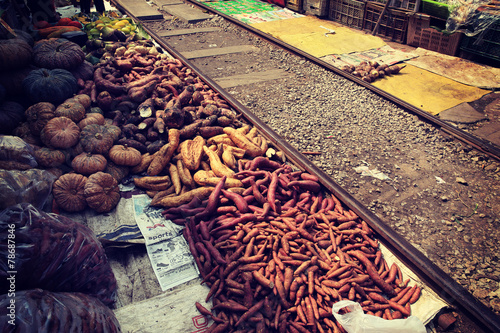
[490,299,500,312]
[472,237,481,245]
[456,177,468,185]
[473,288,490,299]
[441,196,449,202]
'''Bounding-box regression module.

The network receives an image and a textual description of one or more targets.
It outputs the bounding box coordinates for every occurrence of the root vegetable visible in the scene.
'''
[223,127,263,158]
[151,186,214,207]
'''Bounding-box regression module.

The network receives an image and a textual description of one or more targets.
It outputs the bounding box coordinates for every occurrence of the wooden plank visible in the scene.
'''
[214,69,293,88]
[158,27,220,37]
[181,45,259,59]
[161,3,213,23]
[114,0,163,20]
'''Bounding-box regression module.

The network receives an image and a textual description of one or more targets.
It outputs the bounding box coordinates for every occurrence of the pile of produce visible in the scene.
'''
[180,169,422,332]
[0,11,425,333]
[340,61,405,83]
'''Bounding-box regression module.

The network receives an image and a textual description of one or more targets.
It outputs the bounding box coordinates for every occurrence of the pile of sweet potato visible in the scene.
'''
[77,39,245,159]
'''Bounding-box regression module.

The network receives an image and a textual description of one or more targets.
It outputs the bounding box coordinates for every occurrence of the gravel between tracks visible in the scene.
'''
[145,12,500,332]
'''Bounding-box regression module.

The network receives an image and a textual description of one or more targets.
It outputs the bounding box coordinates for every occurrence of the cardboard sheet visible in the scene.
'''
[371,64,491,115]
[406,48,500,90]
[250,16,386,58]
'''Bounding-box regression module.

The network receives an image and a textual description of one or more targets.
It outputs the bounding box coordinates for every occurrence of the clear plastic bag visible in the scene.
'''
[0,135,37,169]
[0,204,117,306]
[0,168,58,210]
[0,289,121,332]
[332,300,427,333]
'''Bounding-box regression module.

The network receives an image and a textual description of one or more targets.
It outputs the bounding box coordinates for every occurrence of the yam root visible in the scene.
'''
[147,129,180,176]
[134,175,172,191]
[151,186,214,207]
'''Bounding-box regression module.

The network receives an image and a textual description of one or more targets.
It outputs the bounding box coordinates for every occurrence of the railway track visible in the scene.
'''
[109,1,500,331]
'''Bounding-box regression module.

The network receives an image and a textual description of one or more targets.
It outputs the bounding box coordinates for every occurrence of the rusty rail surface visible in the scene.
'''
[110,1,500,331]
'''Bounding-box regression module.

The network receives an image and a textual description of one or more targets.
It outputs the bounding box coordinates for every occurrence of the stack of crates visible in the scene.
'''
[407,13,463,56]
[362,2,411,43]
[328,0,366,29]
[304,0,330,16]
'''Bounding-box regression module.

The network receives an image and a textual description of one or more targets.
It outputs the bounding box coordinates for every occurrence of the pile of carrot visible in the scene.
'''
[173,157,421,332]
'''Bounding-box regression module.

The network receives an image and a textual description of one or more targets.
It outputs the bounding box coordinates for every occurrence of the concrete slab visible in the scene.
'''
[158,27,220,37]
[214,69,293,89]
[153,0,184,6]
[473,122,500,147]
[181,45,259,59]
[114,0,163,20]
[438,102,488,124]
[161,3,213,23]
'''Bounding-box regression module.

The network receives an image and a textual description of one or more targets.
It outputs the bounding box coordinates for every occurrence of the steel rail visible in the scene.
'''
[184,0,500,162]
[110,2,500,331]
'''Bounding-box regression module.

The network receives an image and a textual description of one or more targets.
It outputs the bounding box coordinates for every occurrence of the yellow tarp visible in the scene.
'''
[250,16,386,58]
[371,64,490,115]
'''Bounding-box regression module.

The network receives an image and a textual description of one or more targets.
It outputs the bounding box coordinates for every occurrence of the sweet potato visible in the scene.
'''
[147,129,180,176]
[130,152,155,174]
[198,126,224,138]
[203,145,235,178]
[134,175,172,191]
[168,163,182,195]
[193,170,243,188]
[176,159,195,188]
[181,136,205,171]
[223,127,263,158]
[222,147,237,170]
[151,186,214,207]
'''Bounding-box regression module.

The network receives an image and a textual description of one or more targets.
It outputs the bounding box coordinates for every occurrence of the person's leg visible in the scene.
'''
[94,0,105,13]
[80,0,91,13]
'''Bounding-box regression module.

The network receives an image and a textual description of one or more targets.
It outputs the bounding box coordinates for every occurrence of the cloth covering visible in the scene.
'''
[250,16,386,57]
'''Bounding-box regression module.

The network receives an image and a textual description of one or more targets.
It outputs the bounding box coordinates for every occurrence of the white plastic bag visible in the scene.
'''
[332,300,427,333]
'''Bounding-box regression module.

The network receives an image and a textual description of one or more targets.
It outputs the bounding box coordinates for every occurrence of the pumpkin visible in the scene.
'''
[14,29,35,47]
[0,101,25,134]
[52,173,88,212]
[0,37,32,71]
[23,68,78,105]
[33,38,85,70]
[71,94,92,110]
[25,102,56,136]
[104,125,121,142]
[104,161,129,183]
[40,116,80,149]
[108,145,142,167]
[84,171,120,213]
[71,152,107,175]
[70,61,94,81]
[78,113,105,129]
[33,147,66,168]
[68,141,84,160]
[55,99,86,123]
[13,122,42,146]
[80,124,115,154]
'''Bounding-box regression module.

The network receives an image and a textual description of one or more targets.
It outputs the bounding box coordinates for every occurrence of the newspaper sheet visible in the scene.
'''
[132,194,199,291]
